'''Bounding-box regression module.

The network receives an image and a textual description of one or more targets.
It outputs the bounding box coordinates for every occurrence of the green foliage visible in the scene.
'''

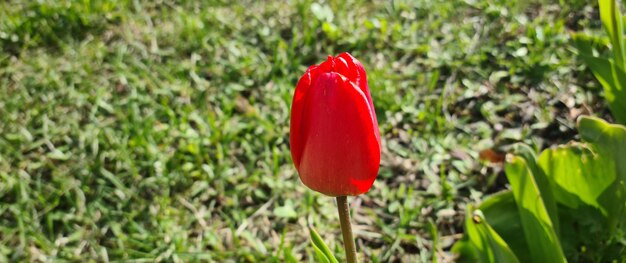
[0,0,608,261]
[454,116,626,262]
[477,191,532,263]
[505,156,566,262]
[452,204,519,263]
[573,0,626,125]
[0,0,127,53]
[309,226,339,263]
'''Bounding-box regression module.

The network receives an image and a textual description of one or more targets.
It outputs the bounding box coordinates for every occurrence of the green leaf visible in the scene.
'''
[309,226,338,263]
[310,3,334,22]
[451,238,479,263]
[47,149,70,160]
[572,32,594,56]
[578,117,626,175]
[538,143,614,213]
[584,54,615,89]
[312,245,331,263]
[573,39,626,125]
[478,191,532,263]
[573,3,626,125]
[452,204,520,263]
[273,201,297,218]
[602,59,626,125]
[572,32,610,55]
[578,116,626,229]
[505,156,567,263]
[511,144,559,236]
[538,117,626,231]
[575,48,615,92]
[427,219,439,263]
[599,0,626,68]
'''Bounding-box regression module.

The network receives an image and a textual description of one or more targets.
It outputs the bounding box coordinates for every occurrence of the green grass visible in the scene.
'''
[0,0,606,261]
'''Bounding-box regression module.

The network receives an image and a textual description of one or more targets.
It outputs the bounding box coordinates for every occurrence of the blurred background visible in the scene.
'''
[0,0,606,262]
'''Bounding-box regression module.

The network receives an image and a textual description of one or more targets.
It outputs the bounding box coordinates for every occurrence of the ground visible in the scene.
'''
[0,0,604,262]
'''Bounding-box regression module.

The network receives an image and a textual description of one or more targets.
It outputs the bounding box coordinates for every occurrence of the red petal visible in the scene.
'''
[337,52,380,145]
[297,72,380,196]
[290,71,312,169]
[334,56,357,83]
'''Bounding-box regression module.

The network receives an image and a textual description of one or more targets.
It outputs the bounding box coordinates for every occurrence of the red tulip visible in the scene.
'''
[290,52,381,196]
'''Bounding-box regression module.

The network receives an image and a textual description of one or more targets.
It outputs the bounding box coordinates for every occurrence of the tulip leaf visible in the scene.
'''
[539,116,626,231]
[573,0,626,125]
[599,0,626,68]
[511,143,559,236]
[312,246,332,263]
[578,116,626,179]
[309,226,338,263]
[576,52,626,125]
[452,204,520,263]
[504,156,566,263]
[478,191,532,263]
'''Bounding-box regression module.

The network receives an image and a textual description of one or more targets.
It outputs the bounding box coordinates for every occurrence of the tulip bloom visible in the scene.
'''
[290,52,381,196]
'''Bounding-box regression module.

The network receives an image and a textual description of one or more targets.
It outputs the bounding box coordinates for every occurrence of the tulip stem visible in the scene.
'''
[336,196,358,263]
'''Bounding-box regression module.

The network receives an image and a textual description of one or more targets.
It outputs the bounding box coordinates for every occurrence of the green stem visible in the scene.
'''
[336,196,358,263]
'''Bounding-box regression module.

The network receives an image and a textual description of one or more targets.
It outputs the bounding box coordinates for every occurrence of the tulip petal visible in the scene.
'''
[297,72,380,196]
[290,71,314,170]
[337,52,380,145]
[334,57,357,83]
